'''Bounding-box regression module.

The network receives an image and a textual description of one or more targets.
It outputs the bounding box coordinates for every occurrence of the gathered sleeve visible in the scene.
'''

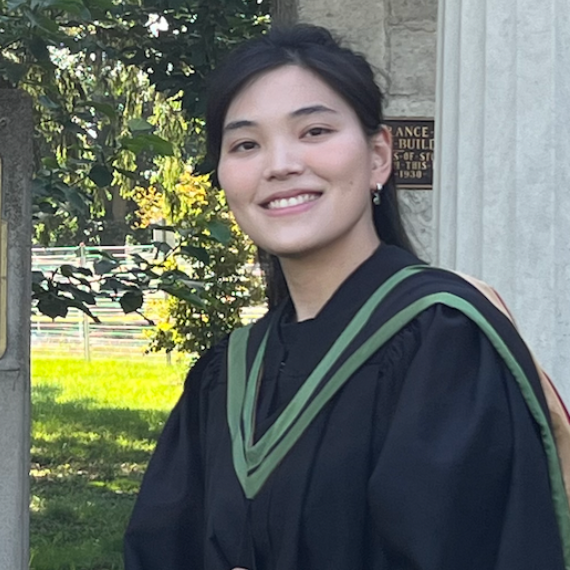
[368,305,566,570]
[123,345,222,570]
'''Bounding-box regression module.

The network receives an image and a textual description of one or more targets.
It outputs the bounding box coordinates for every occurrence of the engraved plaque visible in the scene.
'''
[0,159,6,358]
[385,118,435,190]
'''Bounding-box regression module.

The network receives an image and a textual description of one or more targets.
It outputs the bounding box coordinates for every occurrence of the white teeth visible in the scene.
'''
[266,193,319,210]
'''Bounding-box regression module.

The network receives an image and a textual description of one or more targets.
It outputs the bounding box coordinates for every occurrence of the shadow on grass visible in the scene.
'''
[30,388,172,570]
[32,387,169,463]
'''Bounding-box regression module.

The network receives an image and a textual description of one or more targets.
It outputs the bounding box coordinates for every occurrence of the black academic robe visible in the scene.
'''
[124,245,567,570]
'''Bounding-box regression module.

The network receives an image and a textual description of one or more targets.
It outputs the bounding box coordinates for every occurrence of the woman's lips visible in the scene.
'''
[264,192,322,210]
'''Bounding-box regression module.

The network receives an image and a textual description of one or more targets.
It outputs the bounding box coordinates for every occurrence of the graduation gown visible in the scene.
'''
[124,245,568,570]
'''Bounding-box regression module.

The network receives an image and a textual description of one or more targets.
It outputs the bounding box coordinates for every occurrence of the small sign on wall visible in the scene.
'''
[385,118,434,190]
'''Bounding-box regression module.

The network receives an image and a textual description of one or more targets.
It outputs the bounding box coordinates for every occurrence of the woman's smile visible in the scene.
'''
[263,191,322,212]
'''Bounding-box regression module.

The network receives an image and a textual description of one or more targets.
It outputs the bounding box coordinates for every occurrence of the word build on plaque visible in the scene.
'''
[385,119,434,190]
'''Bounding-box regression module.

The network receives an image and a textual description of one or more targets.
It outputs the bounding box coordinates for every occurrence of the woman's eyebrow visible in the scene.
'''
[223,119,256,133]
[290,104,337,117]
[223,105,337,133]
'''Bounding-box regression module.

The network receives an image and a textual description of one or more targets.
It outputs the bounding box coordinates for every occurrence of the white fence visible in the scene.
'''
[32,245,161,360]
[31,245,265,360]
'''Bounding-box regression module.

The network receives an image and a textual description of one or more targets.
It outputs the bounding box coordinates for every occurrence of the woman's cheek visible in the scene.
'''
[219,163,253,201]
[222,193,252,235]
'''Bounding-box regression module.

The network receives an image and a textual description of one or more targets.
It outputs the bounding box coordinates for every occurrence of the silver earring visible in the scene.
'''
[372,183,383,206]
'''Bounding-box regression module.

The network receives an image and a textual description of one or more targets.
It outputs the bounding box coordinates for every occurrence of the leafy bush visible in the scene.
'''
[139,170,265,354]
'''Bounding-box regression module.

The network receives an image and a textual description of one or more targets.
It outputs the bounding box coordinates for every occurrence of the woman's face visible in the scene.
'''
[217,65,392,260]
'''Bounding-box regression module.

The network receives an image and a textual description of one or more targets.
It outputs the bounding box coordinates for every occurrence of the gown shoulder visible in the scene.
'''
[366,302,566,570]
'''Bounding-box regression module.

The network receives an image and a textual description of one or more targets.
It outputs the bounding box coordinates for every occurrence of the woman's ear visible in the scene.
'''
[369,126,393,187]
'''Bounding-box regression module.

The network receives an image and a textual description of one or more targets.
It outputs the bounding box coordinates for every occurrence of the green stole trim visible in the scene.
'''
[226,266,570,568]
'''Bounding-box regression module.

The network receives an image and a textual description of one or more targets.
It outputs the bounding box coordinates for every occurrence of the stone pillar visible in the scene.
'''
[272,0,298,26]
[382,1,437,261]
[0,91,32,569]
[434,0,570,402]
[273,0,439,260]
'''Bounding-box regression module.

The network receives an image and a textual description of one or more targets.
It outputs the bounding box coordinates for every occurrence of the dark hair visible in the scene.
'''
[206,24,415,308]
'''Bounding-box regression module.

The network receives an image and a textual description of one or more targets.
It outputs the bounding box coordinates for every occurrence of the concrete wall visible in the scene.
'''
[434,0,570,402]
[273,0,438,260]
[0,90,32,570]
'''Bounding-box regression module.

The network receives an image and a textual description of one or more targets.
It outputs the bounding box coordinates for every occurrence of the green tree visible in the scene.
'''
[0,0,269,245]
[1,0,270,339]
[137,171,264,354]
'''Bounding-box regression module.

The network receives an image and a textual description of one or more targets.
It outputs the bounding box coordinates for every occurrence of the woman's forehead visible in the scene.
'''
[223,65,351,126]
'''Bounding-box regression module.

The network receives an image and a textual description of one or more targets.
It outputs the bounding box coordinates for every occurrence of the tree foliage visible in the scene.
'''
[139,171,264,354]
[1,0,269,245]
[1,0,270,345]
[31,170,265,350]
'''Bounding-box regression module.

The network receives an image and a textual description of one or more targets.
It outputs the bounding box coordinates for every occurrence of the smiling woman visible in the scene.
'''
[124,25,570,570]
[217,65,390,298]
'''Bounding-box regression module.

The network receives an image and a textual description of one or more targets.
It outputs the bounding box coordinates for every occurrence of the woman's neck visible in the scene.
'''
[279,236,380,322]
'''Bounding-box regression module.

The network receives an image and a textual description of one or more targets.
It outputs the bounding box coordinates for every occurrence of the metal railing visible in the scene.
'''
[32,245,160,360]
[31,244,266,360]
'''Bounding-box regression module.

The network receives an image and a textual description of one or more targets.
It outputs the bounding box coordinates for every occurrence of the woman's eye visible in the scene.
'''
[230,140,258,153]
[304,127,332,138]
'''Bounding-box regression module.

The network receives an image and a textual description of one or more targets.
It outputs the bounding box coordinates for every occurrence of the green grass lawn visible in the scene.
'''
[30,356,190,570]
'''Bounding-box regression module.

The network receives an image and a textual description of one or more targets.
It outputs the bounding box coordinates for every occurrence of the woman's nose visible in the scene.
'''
[263,141,304,180]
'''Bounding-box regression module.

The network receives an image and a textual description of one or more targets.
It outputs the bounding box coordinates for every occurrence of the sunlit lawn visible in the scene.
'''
[30,356,190,570]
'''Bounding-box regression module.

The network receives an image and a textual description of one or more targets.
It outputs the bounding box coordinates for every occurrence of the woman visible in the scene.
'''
[124,25,569,570]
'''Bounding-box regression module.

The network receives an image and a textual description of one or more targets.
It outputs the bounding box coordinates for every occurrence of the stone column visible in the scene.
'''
[434,0,570,401]
[272,0,298,26]
[0,91,32,569]
[382,1,437,261]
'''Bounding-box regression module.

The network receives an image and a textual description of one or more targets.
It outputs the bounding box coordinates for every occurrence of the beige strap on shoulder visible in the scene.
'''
[457,272,570,507]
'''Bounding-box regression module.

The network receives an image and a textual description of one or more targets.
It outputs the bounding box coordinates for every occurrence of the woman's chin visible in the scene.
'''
[261,245,313,260]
